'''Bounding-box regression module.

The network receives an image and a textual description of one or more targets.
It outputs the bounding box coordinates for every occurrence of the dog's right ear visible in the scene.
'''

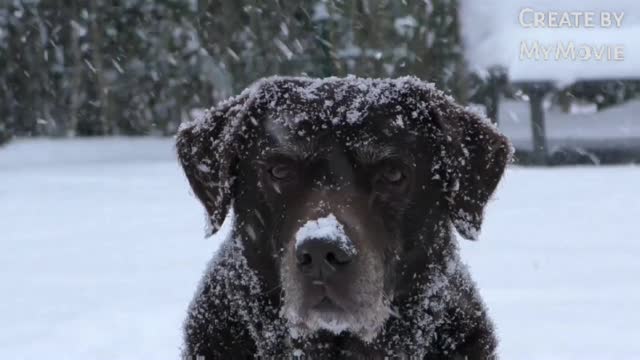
[443,107,511,241]
[176,103,244,237]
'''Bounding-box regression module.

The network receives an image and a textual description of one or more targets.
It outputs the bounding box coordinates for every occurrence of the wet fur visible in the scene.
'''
[177,77,511,359]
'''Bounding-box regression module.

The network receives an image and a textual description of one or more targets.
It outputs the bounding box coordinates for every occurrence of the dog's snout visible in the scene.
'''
[294,214,357,280]
[296,237,354,279]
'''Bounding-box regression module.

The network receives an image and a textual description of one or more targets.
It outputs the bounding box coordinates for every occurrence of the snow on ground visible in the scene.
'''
[0,138,218,360]
[1,138,639,359]
[462,165,640,359]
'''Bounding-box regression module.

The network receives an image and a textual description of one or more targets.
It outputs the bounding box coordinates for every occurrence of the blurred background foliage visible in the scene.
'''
[1,0,637,149]
[0,0,464,142]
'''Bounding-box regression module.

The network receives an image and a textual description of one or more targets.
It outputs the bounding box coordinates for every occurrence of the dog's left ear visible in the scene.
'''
[175,98,249,237]
[441,107,512,240]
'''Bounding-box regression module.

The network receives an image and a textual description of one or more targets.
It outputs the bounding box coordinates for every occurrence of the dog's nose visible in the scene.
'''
[296,237,354,280]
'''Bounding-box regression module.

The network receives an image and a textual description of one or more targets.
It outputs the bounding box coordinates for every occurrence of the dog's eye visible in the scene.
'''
[270,164,295,181]
[381,165,405,184]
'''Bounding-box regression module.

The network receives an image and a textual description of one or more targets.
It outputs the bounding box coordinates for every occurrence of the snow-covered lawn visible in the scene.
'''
[1,138,638,359]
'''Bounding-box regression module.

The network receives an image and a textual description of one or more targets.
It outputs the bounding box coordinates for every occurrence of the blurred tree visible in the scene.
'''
[0,0,218,138]
[195,0,467,97]
[0,0,466,140]
[467,66,508,124]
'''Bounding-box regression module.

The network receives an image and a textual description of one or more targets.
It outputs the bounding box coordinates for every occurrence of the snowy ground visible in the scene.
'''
[1,138,638,359]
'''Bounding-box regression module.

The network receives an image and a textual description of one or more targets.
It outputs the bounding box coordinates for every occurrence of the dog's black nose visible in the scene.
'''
[296,237,354,280]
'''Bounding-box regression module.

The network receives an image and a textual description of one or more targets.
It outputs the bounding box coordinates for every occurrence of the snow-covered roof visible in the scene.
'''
[499,99,640,152]
[460,0,640,85]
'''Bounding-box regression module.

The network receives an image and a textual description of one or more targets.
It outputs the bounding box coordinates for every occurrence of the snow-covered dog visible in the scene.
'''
[176,77,511,359]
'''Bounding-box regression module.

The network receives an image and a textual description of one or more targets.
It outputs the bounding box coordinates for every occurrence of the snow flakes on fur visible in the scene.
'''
[178,76,508,358]
[176,75,511,241]
[183,217,289,357]
[184,228,495,358]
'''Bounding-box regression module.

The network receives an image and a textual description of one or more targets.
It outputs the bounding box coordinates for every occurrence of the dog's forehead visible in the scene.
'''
[263,114,416,162]
[258,77,427,130]
[265,116,293,145]
[254,77,434,158]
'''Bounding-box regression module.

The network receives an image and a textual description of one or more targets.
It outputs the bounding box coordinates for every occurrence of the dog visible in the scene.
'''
[176,76,511,359]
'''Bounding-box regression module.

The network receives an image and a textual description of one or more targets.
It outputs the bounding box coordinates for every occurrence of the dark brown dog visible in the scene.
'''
[176,76,511,359]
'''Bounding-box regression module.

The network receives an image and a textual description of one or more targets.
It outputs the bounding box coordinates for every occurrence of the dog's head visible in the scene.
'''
[177,77,511,342]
